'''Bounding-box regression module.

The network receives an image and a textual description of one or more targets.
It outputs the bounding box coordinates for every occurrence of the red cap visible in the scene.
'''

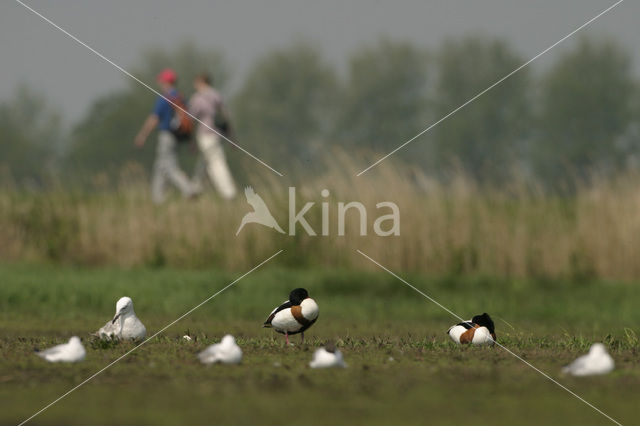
[157,68,177,84]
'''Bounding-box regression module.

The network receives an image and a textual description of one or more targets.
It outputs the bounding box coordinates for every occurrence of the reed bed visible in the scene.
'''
[2,154,640,280]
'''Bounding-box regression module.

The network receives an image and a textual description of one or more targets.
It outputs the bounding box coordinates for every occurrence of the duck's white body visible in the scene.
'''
[309,347,346,369]
[270,298,319,334]
[562,343,614,376]
[198,335,242,364]
[264,289,319,345]
[96,297,146,340]
[447,323,471,342]
[447,320,495,346]
[36,336,86,363]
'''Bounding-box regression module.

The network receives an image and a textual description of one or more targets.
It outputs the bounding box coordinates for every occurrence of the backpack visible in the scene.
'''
[214,111,231,137]
[168,93,194,141]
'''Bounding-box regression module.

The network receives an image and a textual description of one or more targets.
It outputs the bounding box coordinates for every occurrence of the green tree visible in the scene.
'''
[232,42,338,172]
[0,86,62,184]
[334,39,428,154]
[431,36,531,183]
[533,37,636,187]
[66,41,229,177]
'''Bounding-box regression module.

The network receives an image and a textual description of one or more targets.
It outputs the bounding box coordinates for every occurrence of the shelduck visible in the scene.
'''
[263,288,318,345]
[447,313,496,346]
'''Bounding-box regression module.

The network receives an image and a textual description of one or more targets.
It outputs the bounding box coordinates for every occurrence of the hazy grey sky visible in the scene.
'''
[1,1,636,123]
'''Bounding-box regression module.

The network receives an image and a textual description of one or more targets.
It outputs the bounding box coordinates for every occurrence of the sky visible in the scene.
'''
[0,0,636,124]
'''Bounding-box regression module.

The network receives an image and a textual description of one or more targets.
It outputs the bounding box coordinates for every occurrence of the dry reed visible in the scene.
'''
[1,153,639,280]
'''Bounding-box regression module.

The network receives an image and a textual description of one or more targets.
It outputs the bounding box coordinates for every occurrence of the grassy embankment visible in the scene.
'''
[3,155,640,424]
[1,264,639,425]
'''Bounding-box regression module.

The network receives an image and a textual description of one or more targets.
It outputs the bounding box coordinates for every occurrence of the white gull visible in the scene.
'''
[36,336,86,363]
[198,335,242,364]
[562,343,614,376]
[309,343,346,369]
[95,296,146,340]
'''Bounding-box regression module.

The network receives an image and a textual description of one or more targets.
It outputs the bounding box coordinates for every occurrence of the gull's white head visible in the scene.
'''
[112,297,134,323]
[69,336,82,345]
[116,297,134,313]
[589,343,607,355]
[221,335,236,346]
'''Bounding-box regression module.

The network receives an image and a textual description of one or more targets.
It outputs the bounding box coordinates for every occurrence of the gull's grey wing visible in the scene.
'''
[96,318,119,338]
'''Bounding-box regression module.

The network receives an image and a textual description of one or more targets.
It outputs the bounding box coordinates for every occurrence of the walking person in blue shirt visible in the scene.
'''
[134,68,196,204]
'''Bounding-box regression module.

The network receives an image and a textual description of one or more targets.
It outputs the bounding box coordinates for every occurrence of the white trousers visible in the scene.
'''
[193,132,237,199]
[151,131,195,204]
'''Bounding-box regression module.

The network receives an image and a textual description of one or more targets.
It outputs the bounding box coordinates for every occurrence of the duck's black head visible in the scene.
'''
[472,313,495,334]
[289,288,309,305]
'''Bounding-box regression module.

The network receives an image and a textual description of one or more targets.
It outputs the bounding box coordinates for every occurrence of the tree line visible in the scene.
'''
[1,35,638,190]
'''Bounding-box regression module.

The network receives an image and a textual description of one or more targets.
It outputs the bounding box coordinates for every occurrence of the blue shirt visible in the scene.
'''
[153,89,177,131]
